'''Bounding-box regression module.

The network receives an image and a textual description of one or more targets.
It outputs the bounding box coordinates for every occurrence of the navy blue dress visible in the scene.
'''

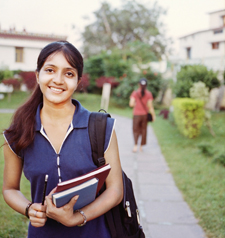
[4,100,115,238]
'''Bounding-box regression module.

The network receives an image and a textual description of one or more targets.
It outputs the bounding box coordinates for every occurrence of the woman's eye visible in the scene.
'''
[66,72,74,77]
[46,68,54,73]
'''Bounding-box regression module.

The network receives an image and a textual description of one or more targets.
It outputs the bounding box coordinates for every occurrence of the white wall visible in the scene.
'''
[0,37,59,71]
[179,28,225,72]
[209,10,225,29]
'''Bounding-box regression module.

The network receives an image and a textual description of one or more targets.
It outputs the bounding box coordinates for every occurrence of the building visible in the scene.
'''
[0,28,67,71]
[178,9,225,74]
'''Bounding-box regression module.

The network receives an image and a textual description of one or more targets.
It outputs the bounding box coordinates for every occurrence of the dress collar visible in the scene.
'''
[35,99,90,131]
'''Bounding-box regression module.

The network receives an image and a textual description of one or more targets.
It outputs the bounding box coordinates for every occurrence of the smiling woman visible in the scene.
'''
[2,41,123,238]
[36,52,79,106]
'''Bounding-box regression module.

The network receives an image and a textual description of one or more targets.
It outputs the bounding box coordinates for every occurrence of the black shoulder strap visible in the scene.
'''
[88,111,111,167]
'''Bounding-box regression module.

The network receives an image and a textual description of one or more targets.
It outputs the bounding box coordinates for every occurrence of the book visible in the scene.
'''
[55,163,111,194]
[52,178,99,209]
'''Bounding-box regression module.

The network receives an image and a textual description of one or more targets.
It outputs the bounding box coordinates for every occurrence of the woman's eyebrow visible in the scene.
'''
[44,64,76,71]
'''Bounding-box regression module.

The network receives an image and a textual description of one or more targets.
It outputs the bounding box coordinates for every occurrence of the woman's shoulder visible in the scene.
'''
[146,90,153,99]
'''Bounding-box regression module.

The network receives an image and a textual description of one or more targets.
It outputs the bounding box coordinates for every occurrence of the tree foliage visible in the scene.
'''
[113,69,162,106]
[81,1,167,59]
[83,51,132,91]
[173,65,220,98]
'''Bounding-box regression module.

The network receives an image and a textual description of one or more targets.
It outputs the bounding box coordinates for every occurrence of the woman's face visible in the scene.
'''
[36,51,79,106]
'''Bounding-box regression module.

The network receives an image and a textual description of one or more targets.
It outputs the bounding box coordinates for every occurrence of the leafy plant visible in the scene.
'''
[197,143,214,157]
[174,65,220,98]
[213,154,225,167]
[172,98,205,138]
[96,76,119,88]
[113,76,139,106]
[83,55,105,91]
[19,71,37,91]
[190,82,215,137]
[0,68,14,82]
[77,73,90,92]
[2,78,21,90]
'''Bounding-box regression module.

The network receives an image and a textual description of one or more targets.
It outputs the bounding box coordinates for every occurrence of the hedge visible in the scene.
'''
[172,98,205,138]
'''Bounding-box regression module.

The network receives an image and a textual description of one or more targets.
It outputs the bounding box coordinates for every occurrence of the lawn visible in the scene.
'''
[151,112,225,238]
[0,91,225,237]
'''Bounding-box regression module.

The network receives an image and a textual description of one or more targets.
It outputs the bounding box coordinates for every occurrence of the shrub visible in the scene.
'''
[197,143,214,157]
[189,81,209,104]
[19,71,37,90]
[174,65,220,98]
[96,76,119,88]
[0,68,14,82]
[189,82,215,136]
[2,78,21,90]
[172,98,205,138]
[77,73,90,92]
[83,55,105,90]
[213,154,225,167]
[112,76,139,106]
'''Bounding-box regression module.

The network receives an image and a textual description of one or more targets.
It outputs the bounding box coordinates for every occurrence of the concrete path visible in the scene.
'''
[113,114,207,238]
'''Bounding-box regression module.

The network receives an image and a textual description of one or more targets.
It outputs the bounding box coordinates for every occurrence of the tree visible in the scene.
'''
[173,65,220,98]
[81,1,167,60]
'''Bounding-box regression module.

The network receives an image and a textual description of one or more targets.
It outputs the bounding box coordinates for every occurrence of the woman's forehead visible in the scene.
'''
[43,51,74,69]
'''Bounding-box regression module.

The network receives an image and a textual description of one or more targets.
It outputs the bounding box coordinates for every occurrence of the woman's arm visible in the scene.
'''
[129,97,136,107]
[3,142,47,227]
[45,130,123,227]
[147,100,156,121]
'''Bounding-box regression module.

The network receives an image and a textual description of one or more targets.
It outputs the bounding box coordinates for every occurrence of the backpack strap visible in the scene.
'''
[88,111,111,167]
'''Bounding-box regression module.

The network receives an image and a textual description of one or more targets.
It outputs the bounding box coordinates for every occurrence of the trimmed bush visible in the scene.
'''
[172,98,205,138]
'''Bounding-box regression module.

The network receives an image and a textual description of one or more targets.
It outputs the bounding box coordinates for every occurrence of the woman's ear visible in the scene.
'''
[35,71,39,84]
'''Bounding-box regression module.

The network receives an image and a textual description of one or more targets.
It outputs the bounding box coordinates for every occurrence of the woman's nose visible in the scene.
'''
[53,72,64,84]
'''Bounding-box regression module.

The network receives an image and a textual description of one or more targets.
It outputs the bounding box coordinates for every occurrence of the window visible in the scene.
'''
[214,29,223,34]
[15,47,24,62]
[186,47,191,59]
[212,42,219,50]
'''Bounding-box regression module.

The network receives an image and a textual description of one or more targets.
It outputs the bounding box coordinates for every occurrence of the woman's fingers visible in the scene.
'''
[29,203,47,227]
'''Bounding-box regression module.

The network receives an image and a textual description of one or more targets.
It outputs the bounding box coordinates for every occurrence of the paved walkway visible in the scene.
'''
[113,114,207,238]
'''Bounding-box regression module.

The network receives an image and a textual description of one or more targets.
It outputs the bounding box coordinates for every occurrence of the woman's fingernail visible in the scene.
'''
[74,195,79,200]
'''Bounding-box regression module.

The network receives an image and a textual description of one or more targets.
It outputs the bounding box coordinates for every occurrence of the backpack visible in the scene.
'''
[88,111,145,238]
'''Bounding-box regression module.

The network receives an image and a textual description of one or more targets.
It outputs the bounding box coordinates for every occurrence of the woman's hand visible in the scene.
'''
[45,188,79,227]
[29,203,47,227]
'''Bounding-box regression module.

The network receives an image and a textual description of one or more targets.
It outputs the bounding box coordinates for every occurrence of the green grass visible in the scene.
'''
[1,91,225,237]
[152,112,225,238]
[0,114,30,238]
[0,91,29,109]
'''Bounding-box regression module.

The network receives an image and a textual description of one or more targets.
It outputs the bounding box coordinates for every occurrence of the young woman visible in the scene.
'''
[3,41,123,237]
[129,78,156,152]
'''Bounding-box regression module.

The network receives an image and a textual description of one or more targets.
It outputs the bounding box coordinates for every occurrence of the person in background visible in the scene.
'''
[2,41,123,238]
[129,78,156,152]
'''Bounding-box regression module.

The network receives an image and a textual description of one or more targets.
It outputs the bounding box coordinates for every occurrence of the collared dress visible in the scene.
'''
[4,99,115,238]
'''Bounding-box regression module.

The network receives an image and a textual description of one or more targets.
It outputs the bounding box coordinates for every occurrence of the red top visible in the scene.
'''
[130,89,153,115]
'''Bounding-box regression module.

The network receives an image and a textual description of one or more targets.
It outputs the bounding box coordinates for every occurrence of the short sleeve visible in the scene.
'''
[130,91,136,99]
[3,132,23,158]
[104,117,116,153]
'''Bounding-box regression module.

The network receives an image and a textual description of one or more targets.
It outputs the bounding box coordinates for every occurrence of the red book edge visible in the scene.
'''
[55,163,111,195]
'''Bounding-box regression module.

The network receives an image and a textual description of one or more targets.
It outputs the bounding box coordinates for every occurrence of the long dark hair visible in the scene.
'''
[4,41,83,154]
[139,78,147,97]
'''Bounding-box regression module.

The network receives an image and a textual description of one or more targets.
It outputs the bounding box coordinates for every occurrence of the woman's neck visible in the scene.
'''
[40,100,75,124]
